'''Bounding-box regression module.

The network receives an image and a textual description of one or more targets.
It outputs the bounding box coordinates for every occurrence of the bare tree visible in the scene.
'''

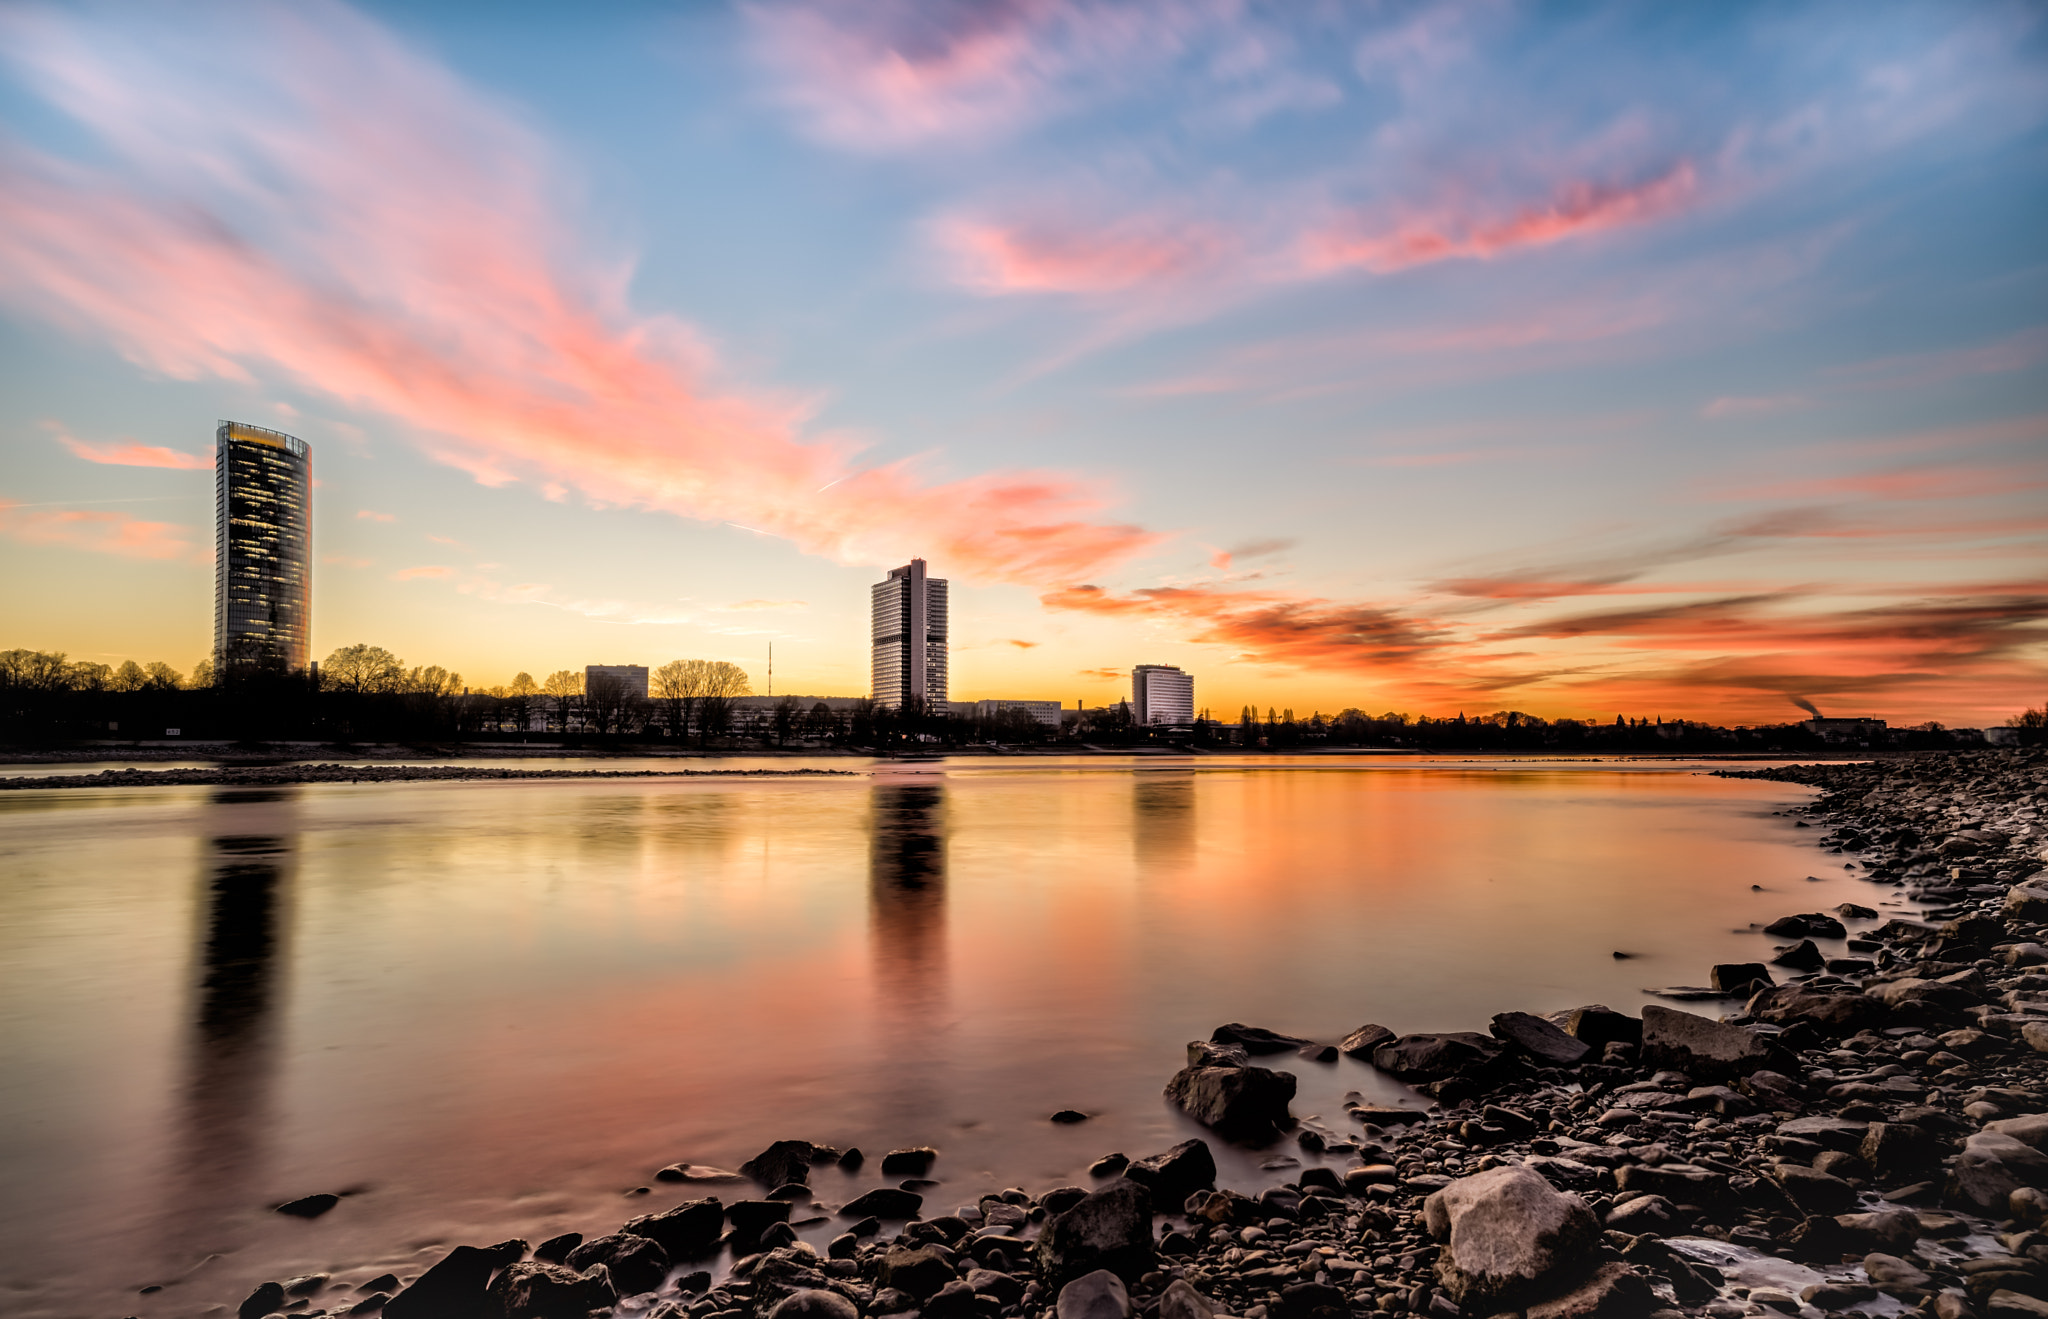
[585,672,630,734]
[111,660,147,692]
[542,668,582,734]
[652,658,708,741]
[322,643,404,694]
[695,660,753,745]
[504,671,539,734]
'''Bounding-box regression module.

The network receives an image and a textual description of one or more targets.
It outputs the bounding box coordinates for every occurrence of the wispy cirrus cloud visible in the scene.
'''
[0,2,1161,589]
[356,509,396,523]
[390,564,453,580]
[0,498,200,561]
[54,427,212,470]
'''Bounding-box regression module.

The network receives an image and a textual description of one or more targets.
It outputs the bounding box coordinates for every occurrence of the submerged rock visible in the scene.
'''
[1490,1011,1590,1067]
[1163,1063,1296,1141]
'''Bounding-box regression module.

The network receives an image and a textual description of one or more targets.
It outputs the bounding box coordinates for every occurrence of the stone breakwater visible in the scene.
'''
[225,750,2048,1319]
[0,764,853,790]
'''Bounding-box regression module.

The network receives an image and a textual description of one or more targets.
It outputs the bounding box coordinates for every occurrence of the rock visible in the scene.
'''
[1746,983,1889,1035]
[1187,1040,1250,1068]
[1615,1163,1725,1204]
[840,1187,923,1219]
[1423,1164,1599,1311]
[1052,1110,1090,1123]
[1276,1281,1347,1319]
[1491,1012,1591,1067]
[1765,913,1848,938]
[1710,963,1774,994]
[879,1245,959,1300]
[486,1261,617,1319]
[1775,1166,1858,1215]
[741,1140,816,1187]
[1035,1179,1156,1290]
[1639,1005,1784,1080]
[1159,1278,1219,1319]
[240,1282,286,1319]
[1524,1262,1657,1319]
[1163,1064,1296,1141]
[1604,1195,1680,1234]
[2005,878,2048,922]
[1951,1132,2048,1210]
[838,1147,863,1171]
[923,1280,984,1319]
[1123,1139,1216,1204]
[1057,1269,1132,1319]
[1338,1024,1396,1057]
[1372,1032,1507,1083]
[276,1193,341,1219]
[726,1198,793,1242]
[880,1146,939,1175]
[1868,977,1981,1016]
[1861,1122,1948,1181]
[1561,1005,1641,1048]
[1837,902,1879,918]
[1989,1292,2048,1319]
[1777,1115,1869,1149]
[1988,1115,2048,1148]
[621,1197,724,1257]
[383,1245,499,1319]
[1863,1252,1933,1295]
[767,1291,862,1319]
[2024,1022,2048,1054]
[1211,1023,1313,1054]
[1297,1042,1338,1062]
[533,1233,581,1264]
[1771,939,1826,970]
[657,1164,743,1183]
[564,1234,667,1296]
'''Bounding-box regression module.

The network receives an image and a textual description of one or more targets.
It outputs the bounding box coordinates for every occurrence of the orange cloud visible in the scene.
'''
[0,499,198,561]
[57,432,211,469]
[391,564,454,580]
[1306,163,1698,274]
[357,509,396,522]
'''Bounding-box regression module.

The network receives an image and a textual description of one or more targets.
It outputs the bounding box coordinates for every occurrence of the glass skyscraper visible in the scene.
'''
[214,421,312,674]
[871,558,948,709]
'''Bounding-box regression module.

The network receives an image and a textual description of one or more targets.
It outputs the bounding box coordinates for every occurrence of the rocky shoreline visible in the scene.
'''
[0,764,854,790]
[222,749,2048,1319]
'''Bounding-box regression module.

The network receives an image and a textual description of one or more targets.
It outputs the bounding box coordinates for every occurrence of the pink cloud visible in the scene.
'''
[356,509,396,522]
[940,214,1227,295]
[56,431,212,469]
[391,564,454,580]
[1702,394,1808,418]
[0,498,198,560]
[1305,162,1699,274]
[0,3,1160,588]
[743,1,1205,151]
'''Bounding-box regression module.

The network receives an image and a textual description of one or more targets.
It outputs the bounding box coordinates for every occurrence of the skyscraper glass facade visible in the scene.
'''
[871,558,948,708]
[214,421,312,674]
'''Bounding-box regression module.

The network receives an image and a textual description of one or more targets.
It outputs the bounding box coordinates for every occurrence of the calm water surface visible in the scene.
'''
[0,757,1906,1318]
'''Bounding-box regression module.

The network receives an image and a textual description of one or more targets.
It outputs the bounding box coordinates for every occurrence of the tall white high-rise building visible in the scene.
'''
[872,559,948,709]
[1132,664,1194,725]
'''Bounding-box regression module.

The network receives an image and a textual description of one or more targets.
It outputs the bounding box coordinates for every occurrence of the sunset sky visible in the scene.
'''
[0,0,2043,724]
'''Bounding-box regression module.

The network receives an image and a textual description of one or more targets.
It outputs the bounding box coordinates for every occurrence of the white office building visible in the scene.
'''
[872,558,948,709]
[1132,664,1195,726]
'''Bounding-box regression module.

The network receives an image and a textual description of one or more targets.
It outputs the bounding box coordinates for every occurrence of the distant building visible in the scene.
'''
[585,664,649,699]
[1132,664,1195,725]
[872,558,948,709]
[214,420,312,674]
[971,698,1063,728]
[1806,716,1887,744]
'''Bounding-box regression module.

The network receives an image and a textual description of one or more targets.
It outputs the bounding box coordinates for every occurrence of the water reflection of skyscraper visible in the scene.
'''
[164,789,297,1258]
[868,781,947,1013]
[1132,771,1196,871]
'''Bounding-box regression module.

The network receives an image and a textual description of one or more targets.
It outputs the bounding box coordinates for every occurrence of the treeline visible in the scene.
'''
[4,644,2039,751]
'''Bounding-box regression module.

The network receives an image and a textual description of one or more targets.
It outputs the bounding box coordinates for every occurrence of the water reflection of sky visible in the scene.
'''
[0,762,1905,1317]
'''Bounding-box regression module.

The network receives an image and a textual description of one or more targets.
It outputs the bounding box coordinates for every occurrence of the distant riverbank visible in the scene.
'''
[0,763,855,790]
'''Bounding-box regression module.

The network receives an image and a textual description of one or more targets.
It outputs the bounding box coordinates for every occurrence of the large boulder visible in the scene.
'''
[384,1245,499,1319]
[1525,1262,1658,1319]
[1123,1139,1216,1204]
[1210,1023,1313,1054]
[1159,1279,1219,1319]
[1057,1269,1132,1319]
[1372,1032,1507,1083]
[767,1291,861,1319]
[621,1197,724,1257]
[486,1262,617,1319]
[2005,879,2048,922]
[1337,1024,1395,1058]
[1491,1012,1590,1068]
[1423,1165,1600,1311]
[840,1187,923,1219]
[1639,1005,1785,1080]
[1163,1065,1295,1142]
[563,1234,667,1296]
[878,1246,959,1301]
[1765,913,1848,939]
[1559,1006,1640,1049]
[1868,978,1981,1018]
[1951,1132,2048,1211]
[1035,1179,1156,1290]
[1711,963,1774,995]
[1747,984,1889,1036]
[741,1140,816,1188]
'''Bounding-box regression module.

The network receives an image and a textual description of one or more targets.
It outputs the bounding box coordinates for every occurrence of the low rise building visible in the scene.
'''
[585,664,649,699]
